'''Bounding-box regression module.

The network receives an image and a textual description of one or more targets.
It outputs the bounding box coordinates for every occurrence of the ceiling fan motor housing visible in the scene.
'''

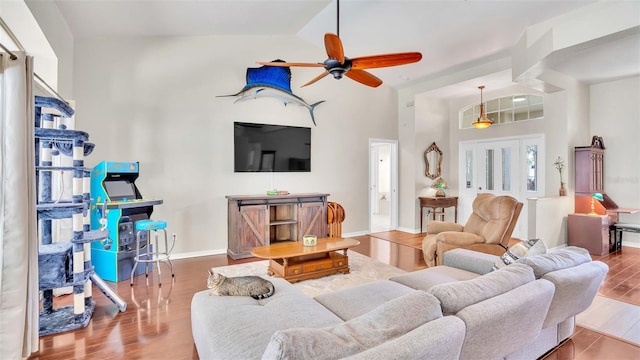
[325,58,352,79]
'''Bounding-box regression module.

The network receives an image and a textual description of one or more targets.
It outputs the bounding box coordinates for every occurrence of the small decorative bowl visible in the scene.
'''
[303,235,317,247]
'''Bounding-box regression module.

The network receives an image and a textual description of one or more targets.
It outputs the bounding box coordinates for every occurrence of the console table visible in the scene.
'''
[419,196,458,233]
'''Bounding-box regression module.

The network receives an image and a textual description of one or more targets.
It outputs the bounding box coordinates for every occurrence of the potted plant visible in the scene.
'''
[554,156,566,196]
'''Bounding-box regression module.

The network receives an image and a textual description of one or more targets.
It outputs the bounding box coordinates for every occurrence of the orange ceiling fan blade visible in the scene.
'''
[257,61,325,68]
[345,69,383,88]
[253,1,422,88]
[301,71,330,87]
[351,52,422,70]
[324,33,345,63]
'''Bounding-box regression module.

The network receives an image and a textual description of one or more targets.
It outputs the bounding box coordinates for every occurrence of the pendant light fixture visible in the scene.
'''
[473,85,493,129]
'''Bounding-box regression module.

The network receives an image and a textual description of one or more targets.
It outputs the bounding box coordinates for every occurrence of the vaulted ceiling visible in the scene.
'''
[37,0,640,91]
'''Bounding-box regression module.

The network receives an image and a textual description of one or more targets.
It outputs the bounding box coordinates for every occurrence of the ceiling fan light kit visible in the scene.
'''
[473,85,493,129]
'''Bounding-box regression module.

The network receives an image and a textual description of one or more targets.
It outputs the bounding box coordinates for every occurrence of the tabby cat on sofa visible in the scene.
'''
[207,269,275,300]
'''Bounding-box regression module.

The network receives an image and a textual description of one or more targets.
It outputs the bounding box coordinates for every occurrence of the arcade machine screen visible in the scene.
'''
[104,180,137,201]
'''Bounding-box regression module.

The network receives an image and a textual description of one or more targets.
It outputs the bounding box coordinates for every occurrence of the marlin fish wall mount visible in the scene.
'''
[218,60,325,126]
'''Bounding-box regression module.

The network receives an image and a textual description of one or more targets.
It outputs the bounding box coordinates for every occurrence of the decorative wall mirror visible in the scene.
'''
[424,142,443,179]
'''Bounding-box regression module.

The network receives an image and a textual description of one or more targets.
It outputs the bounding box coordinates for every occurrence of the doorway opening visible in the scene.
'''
[458,135,545,239]
[369,139,398,233]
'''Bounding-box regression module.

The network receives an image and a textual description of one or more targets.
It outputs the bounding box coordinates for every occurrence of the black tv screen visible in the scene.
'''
[234,122,311,172]
[104,180,137,201]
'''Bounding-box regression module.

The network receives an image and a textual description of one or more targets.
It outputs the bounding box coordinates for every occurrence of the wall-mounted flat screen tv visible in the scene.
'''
[234,122,311,172]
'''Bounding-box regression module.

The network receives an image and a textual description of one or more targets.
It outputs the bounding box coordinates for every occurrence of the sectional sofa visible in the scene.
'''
[191,246,608,359]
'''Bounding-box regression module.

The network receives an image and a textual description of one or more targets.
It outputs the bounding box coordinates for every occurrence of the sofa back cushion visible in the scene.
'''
[516,246,591,278]
[341,316,466,360]
[456,279,555,360]
[540,261,609,328]
[428,263,535,315]
[261,291,443,360]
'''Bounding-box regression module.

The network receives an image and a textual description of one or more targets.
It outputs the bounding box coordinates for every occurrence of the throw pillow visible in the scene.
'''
[492,238,547,271]
[261,291,442,360]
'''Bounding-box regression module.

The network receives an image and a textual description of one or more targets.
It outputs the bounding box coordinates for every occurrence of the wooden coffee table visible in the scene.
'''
[250,237,360,283]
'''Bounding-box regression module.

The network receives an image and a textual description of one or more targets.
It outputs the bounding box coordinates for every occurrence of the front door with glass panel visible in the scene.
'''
[476,140,520,196]
[459,136,544,240]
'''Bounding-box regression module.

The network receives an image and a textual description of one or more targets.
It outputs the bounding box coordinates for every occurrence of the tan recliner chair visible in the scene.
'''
[422,193,523,267]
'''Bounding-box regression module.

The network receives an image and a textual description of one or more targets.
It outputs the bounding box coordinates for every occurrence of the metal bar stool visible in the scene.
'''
[130,219,175,286]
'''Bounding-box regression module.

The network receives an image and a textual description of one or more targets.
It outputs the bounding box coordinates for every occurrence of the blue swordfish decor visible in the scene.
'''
[219,60,325,126]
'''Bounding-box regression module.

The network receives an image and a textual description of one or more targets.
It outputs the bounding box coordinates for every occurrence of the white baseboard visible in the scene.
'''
[622,241,640,249]
[396,226,421,234]
[342,230,369,237]
[171,248,227,260]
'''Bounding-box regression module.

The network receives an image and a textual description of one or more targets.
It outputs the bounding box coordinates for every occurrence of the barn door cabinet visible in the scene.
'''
[226,193,329,259]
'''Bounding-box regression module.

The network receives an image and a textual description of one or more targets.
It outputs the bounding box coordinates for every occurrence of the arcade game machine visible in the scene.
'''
[90,161,163,282]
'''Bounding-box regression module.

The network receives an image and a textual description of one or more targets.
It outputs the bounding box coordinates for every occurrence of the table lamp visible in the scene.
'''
[588,192,604,216]
[431,177,448,197]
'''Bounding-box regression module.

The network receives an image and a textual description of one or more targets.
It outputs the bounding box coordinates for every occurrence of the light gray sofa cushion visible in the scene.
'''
[443,248,499,275]
[457,279,555,360]
[428,263,535,315]
[540,261,609,328]
[191,278,342,360]
[314,280,415,321]
[342,316,466,360]
[516,246,591,278]
[390,264,480,291]
[261,291,443,360]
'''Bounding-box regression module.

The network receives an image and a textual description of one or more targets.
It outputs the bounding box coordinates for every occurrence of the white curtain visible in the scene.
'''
[0,52,39,359]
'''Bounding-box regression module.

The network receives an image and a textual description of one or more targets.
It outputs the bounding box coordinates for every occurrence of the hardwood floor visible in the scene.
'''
[31,232,640,359]
[590,246,640,306]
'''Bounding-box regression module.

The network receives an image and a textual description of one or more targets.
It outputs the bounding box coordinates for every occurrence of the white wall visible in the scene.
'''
[590,76,640,246]
[73,35,398,256]
[414,95,450,226]
[397,91,418,231]
[528,197,574,249]
[0,0,58,89]
[24,0,74,99]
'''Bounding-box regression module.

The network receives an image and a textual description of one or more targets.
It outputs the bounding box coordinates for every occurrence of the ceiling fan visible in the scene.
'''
[258,0,422,88]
